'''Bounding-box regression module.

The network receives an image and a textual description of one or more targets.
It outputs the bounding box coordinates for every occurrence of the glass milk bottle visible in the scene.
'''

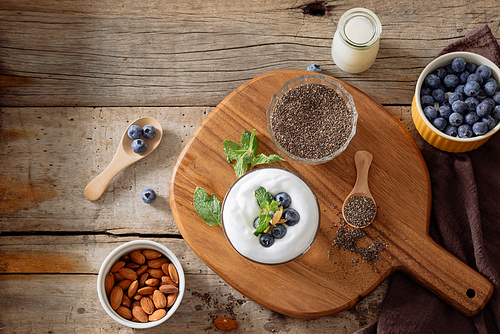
[332,8,382,74]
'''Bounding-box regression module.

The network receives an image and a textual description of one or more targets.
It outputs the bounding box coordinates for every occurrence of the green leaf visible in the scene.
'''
[255,186,273,207]
[251,153,286,167]
[222,140,242,163]
[193,187,222,227]
[254,212,272,236]
[268,200,280,213]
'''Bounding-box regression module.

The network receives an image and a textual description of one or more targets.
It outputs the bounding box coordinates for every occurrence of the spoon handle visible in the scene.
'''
[84,155,129,201]
[353,151,373,194]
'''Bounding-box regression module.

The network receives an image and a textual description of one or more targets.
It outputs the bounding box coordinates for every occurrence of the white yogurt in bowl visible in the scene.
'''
[221,167,320,265]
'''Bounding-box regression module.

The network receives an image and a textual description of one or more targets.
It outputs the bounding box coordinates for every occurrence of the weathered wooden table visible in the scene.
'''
[1,0,498,332]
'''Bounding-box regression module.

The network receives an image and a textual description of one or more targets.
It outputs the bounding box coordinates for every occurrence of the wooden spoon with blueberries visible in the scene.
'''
[342,151,377,228]
[84,117,162,201]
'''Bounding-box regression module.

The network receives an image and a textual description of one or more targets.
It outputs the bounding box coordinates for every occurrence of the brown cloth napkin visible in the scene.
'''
[355,24,500,334]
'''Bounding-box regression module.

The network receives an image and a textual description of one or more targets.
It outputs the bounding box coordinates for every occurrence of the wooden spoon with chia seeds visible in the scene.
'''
[84,117,162,201]
[342,151,377,228]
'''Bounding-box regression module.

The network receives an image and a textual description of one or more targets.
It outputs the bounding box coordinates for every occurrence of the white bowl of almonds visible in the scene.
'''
[97,240,184,328]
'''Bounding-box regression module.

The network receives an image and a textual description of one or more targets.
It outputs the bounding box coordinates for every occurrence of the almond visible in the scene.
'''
[145,278,160,287]
[167,290,178,307]
[130,250,146,265]
[136,265,149,276]
[132,305,148,323]
[152,289,167,309]
[116,306,133,320]
[214,317,238,331]
[125,262,140,270]
[147,268,164,279]
[140,296,155,315]
[161,263,170,276]
[114,272,126,281]
[138,272,149,288]
[110,261,126,273]
[110,286,123,310]
[137,286,157,295]
[117,279,132,290]
[168,264,179,284]
[119,267,138,281]
[159,284,178,295]
[142,249,162,260]
[161,276,176,286]
[131,301,141,309]
[147,257,169,269]
[127,280,139,298]
[105,272,115,295]
[122,294,131,308]
[119,254,130,262]
[133,294,143,301]
[149,309,167,321]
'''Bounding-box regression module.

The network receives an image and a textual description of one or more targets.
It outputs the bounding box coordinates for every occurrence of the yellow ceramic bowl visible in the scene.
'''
[412,51,500,152]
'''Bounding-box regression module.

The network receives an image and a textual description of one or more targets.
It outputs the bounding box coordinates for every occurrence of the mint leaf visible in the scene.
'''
[193,187,222,227]
[223,129,285,178]
[268,200,280,213]
[255,186,273,207]
[254,212,272,236]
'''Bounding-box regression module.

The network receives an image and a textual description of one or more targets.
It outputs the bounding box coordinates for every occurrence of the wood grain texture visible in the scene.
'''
[1,0,499,107]
[170,70,492,317]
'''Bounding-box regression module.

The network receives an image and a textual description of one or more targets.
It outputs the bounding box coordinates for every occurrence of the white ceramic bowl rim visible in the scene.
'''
[415,51,500,142]
[97,240,185,329]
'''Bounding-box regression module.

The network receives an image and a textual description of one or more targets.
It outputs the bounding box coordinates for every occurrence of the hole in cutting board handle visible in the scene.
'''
[466,289,476,298]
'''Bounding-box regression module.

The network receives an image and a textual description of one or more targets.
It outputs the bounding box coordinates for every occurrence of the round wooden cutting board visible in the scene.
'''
[169,70,493,318]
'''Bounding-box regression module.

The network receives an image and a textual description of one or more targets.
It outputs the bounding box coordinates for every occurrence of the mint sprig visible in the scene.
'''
[253,187,280,236]
[223,129,285,178]
[193,187,222,227]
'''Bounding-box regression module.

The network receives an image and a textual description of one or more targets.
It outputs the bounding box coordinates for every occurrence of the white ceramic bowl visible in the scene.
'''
[97,240,185,328]
[412,51,500,152]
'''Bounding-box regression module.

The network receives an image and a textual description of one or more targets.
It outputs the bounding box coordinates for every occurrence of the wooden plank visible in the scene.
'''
[1,0,499,107]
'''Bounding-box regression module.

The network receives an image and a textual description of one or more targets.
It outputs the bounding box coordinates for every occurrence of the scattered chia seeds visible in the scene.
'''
[343,195,376,228]
[270,83,353,160]
[333,219,385,263]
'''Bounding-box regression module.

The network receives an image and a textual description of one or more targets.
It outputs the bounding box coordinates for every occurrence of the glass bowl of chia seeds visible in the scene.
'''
[267,74,358,165]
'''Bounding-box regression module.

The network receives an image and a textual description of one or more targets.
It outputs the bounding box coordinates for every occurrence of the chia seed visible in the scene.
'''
[270,83,353,160]
[343,195,376,228]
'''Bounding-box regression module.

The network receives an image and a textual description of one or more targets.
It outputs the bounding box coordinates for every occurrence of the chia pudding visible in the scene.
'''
[269,81,355,161]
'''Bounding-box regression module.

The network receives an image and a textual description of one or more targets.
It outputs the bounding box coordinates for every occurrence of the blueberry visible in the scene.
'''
[268,211,275,217]
[482,116,496,130]
[271,225,287,239]
[448,92,463,104]
[476,89,487,101]
[127,125,142,139]
[443,74,459,89]
[431,89,445,103]
[476,102,492,117]
[421,86,433,96]
[259,233,274,247]
[455,84,465,95]
[284,208,300,226]
[467,73,483,85]
[459,72,470,85]
[476,65,492,80]
[132,138,147,154]
[253,217,260,229]
[425,73,441,89]
[464,97,479,112]
[472,122,488,136]
[465,112,480,126]
[493,105,500,119]
[465,62,478,73]
[442,99,451,107]
[458,124,473,138]
[420,95,435,108]
[449,112,464,126]
[424,106,438,120]
[483,98,495,109]
[451,100,467,114]
[141,189,156,204]
[492,92,500,104]
[444,125,458,137]
[464,81,481,97]
[275,192,291,209]
[142,125,156,139]
[451,57,466,73]
[307,64,322,73]
[446,65,454,74]
[433,67,447,80]
[438,105,452,118]
[484,80,498,96]
[432,117,447,131]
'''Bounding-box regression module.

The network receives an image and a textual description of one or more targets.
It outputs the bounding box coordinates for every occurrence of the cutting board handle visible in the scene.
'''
[399,233,494,316]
